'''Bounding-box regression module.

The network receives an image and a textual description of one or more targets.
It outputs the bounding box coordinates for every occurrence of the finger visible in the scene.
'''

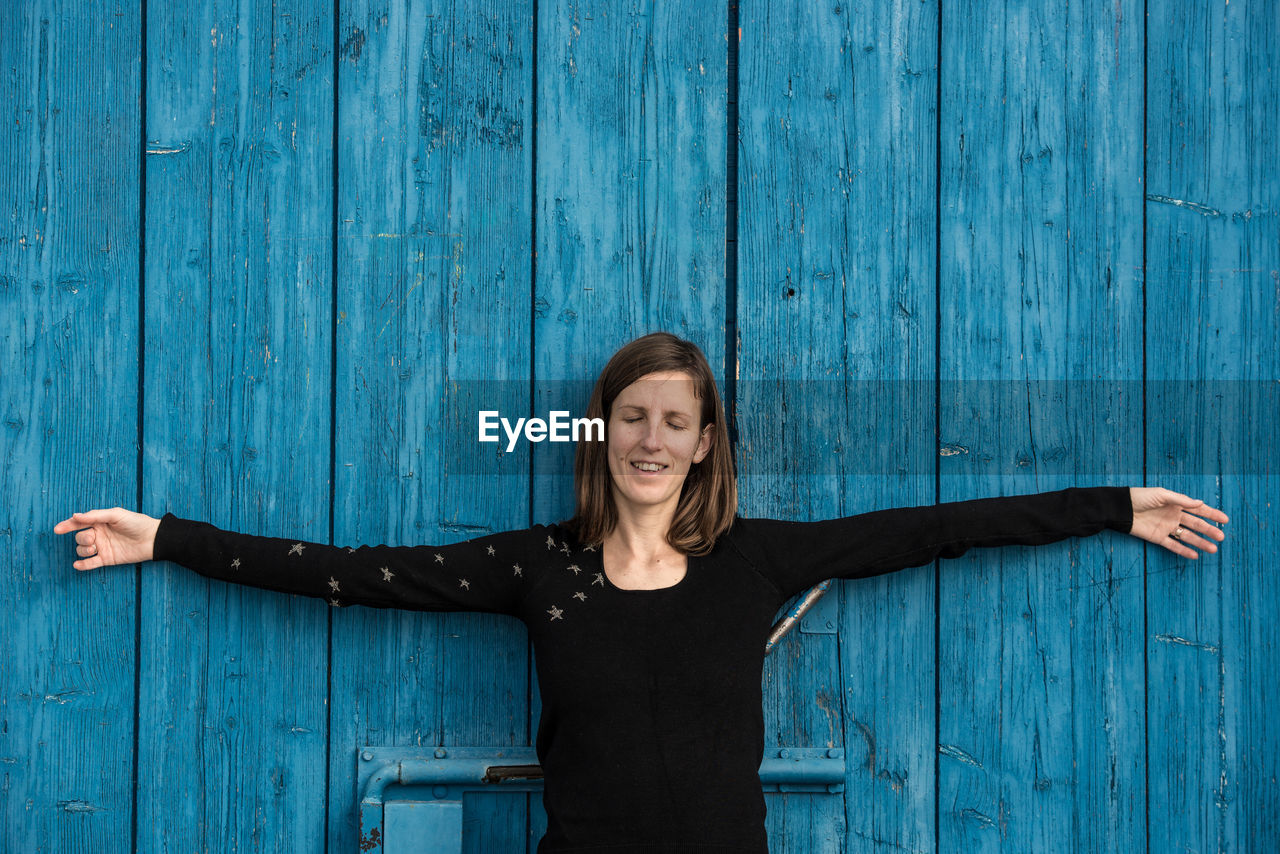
[77,508,123,525]
[1158,487,1195,504]
[77,544,98,557]
[1178,513,1227,542]
[1158,536,1198,560]
[54,509,120,535]
[1184,503,1229,525]
[72,555,104,571]
[53,515,84,534]
[1172,528,1216,553]
[75,529,96,546]
[1160,489,1204,508]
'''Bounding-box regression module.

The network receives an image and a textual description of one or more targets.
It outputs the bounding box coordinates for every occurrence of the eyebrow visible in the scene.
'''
[615,405,693,419]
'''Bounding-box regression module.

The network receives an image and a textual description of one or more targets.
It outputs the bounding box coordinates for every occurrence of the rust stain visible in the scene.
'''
[340,27,366,61]
[359,826,381,851]
[813,687,840,747]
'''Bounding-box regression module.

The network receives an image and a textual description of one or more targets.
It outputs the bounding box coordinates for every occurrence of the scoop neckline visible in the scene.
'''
[593,543,693,594]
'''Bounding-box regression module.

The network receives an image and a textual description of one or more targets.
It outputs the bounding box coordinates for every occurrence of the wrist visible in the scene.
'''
[145,514,162,562]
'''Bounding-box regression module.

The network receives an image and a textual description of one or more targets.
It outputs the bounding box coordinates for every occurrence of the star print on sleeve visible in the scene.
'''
[592,572,604,587]
[582,543,598,552]
[573,591,586,602]
[149,513,545,618]
[546,535,556,550]
[547,605,563,621]
[567,564,581,575]
[560,542,571,555]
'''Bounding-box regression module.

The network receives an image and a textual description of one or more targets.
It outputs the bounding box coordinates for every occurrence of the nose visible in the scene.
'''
[641,420,663,451]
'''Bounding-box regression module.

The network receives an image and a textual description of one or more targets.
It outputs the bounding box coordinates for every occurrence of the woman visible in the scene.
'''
[54,332,1227,853]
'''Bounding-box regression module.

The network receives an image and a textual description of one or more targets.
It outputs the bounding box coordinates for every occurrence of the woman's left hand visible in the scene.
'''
[1128,487,1229,559]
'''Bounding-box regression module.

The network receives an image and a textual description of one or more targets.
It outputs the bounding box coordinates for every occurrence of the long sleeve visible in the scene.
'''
[732,486,1133,601]
[151,513,539,617]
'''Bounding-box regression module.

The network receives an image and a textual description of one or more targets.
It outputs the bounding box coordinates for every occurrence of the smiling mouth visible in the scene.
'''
[630,461,667,472]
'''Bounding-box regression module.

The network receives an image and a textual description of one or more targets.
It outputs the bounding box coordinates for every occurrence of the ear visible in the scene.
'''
[693,424,713,464]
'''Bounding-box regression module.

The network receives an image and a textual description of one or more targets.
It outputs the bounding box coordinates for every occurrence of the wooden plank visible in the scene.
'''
[139,1,334,850]
[329,2,535,851]
[1146,1,1279,850]
[533,0,725,841]
[938,1,1145,851]
[738,0,937,850]
[533,0,728,410]
[0,1,139,849]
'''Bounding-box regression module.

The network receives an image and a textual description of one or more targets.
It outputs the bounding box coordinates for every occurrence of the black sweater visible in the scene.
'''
[152,486,1133,853]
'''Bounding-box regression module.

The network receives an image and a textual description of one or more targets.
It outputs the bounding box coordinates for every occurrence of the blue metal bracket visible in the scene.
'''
[799,580,840,635]
[767,580,840,655]
[356,745,844,852]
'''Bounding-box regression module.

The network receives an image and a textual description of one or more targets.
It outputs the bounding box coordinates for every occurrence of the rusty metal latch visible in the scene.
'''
[766,580,839,653]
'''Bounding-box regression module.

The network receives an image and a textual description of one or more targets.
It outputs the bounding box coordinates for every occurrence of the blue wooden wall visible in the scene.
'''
[2,0,1276,851]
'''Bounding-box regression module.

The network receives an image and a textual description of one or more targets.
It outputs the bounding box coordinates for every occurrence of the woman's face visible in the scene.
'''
[606,370,713,520]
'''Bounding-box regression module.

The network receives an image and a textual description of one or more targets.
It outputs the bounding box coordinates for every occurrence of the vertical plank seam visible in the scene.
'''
[528,0,539,549]
[1140,1,1150,852]
[724,0,739,455]
[133,2,149,852]
[933,0,944,850]
[324,1,341,851]
[528,0,540,848]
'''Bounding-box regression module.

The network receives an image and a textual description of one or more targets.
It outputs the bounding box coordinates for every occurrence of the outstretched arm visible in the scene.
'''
[734,486,1227,601]
[54,507,537,617]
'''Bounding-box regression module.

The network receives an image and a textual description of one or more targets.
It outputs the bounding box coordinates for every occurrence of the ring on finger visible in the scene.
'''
[1171,526,1185,540]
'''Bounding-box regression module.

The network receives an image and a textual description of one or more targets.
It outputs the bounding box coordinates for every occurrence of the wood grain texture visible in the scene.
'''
[1146,0,1279,850]
[533,0,727,385]
[0,1,140,850]
[139,0,334,850]
[330,1,535,851]
[938,1,1144,852]
[738,0,937,849]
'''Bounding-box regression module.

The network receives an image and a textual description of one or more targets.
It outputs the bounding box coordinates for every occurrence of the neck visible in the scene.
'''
[606,499,679,560]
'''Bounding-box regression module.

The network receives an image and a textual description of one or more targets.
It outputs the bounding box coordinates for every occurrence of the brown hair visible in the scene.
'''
[562,332,737,555]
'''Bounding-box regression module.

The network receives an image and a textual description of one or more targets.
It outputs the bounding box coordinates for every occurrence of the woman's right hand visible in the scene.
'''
[53,508,161,571]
